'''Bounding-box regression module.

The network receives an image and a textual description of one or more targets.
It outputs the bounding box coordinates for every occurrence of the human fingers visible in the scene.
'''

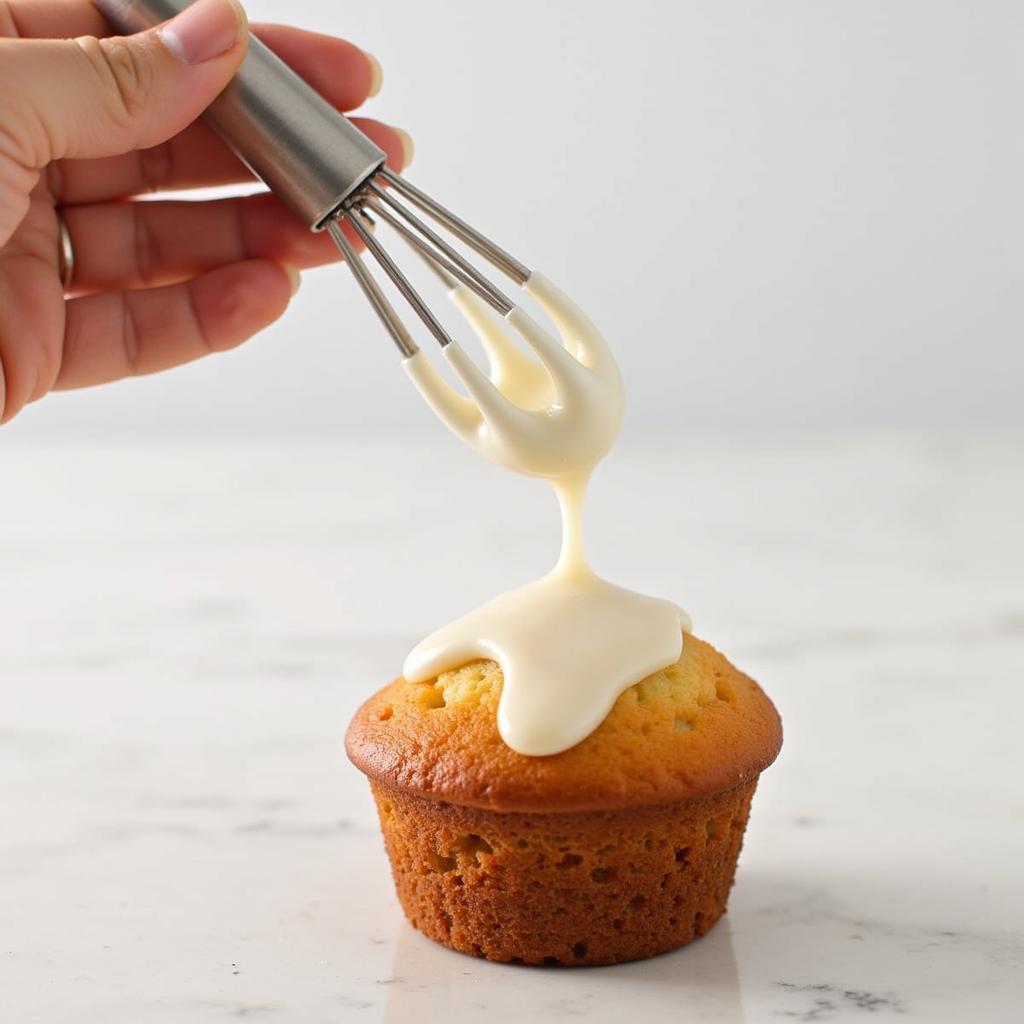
[54,259,298,390]
[53,110,412,205]
[0,0,248,244]
[61,193,343,291]
[0,0,109,40]
[250,23,382,111]
[0,0,247,161]
[3,0,380,114]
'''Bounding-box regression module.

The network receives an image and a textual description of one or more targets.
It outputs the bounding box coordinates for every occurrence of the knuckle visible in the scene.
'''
[120,294,142,375]
[0,2,18,37]
[78,35,156,130]
[206,280,246,341]
[132,205,159,285]
[137,142,173,192]
[0,48,44,166]
[32,322,63,397]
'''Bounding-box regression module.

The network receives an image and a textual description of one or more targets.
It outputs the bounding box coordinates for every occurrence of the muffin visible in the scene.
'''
[346,632,781,966]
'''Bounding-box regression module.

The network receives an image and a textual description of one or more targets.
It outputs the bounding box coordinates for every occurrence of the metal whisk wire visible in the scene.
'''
[328,170,531,359]
[324,219,419,359]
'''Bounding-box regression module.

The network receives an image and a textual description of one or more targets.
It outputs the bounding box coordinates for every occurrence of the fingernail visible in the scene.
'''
[282,263,302,296]
[364,50,383,98]
[393,127,415,169]
[158,0,246,65]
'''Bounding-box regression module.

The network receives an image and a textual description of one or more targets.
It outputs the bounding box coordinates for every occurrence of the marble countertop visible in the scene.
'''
[2,433,1022,1023]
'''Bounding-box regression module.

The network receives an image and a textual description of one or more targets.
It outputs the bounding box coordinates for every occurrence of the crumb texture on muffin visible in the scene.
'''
[346,633,781,812]
[371,778,756,965]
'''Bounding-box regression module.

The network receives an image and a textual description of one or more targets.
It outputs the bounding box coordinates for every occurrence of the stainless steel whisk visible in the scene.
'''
[95,0,532,360]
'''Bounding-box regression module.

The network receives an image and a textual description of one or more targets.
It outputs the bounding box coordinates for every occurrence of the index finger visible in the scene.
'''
[249,23,381,113]
[0,0,109,38]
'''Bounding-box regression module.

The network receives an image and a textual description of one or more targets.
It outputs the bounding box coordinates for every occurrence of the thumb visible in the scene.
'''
[0,0,247,166]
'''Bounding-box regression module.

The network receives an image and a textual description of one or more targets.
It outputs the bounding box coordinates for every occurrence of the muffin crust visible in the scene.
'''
[371,779,756,965]
[346,633,781,813]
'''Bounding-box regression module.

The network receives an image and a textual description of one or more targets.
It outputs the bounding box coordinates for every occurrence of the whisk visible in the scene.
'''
[94,0,533,362]
[95,0,625,480]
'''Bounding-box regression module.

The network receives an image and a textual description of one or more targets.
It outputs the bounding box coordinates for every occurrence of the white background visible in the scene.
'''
[6,0,1021,439]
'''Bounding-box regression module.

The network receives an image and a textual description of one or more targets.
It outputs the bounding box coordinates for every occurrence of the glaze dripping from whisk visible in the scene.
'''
[403,275,689,756]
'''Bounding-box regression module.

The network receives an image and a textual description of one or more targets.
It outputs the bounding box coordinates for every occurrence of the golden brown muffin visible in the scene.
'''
[346,633,781,965]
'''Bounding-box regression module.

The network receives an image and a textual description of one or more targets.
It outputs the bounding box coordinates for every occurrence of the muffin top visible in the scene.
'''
[346,633,782,813]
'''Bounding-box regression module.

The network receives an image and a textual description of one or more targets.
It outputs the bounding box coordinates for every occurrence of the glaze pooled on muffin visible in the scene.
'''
[349,634,781,812]
[402,274,688,755]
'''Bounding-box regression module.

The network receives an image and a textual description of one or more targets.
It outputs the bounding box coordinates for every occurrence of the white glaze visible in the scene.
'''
[401,273,688,756]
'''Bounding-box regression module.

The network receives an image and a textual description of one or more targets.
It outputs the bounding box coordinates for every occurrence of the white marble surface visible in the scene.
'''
[2,433,1022,1023]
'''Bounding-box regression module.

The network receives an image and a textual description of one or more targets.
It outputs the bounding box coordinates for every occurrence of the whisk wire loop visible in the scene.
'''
[325,220,419,358]
[346,209,455,350]
[365,184,514,316]
[378,168,530,286]
[330,170,532,359]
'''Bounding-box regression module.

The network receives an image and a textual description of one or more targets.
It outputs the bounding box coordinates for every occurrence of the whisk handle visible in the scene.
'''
[93,0,387,229]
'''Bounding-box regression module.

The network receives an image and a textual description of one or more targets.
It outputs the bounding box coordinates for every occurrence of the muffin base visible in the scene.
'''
[370,780,757,966]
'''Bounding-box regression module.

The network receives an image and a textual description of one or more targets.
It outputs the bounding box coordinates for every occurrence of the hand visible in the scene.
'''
[0,0,411,423]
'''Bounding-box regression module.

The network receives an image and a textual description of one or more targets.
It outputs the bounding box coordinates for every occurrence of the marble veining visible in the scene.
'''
[1,434,1022,1023]
[774,981,907,1020]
